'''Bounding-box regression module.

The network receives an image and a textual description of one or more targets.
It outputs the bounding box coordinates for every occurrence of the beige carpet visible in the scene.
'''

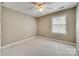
[1,37,78,56]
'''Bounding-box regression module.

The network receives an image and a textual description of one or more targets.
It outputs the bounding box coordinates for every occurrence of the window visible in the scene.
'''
[51,14,67,34]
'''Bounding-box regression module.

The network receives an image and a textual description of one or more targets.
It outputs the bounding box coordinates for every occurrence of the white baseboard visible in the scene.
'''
[0,36,76,50]
[1,36,38,49]
[37,36,76,46]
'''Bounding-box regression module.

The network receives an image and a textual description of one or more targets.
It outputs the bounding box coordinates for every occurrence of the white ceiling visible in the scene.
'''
[2,2,77,17]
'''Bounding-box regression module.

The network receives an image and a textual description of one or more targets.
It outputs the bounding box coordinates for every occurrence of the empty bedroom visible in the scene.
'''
[0,2,79,56]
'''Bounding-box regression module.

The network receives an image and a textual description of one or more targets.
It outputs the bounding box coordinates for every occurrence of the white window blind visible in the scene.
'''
[51,14,67,34]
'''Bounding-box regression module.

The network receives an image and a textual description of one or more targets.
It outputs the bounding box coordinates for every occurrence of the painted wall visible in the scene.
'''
[1,7,37,46]
[37,8,76,43]
[0,2,1,56]
[76,3,79,51]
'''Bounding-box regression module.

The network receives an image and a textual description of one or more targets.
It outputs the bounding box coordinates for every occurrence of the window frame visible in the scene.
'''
[51,14,67,35]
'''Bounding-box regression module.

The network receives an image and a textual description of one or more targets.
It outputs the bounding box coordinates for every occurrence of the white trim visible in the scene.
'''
[37,36,76,46]
[0,36,37,49]
[0,36,76,49]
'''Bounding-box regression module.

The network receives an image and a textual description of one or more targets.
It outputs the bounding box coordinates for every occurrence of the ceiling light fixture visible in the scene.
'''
[38,8,43,12]
[32,2,45,12]
[36,3,45,12]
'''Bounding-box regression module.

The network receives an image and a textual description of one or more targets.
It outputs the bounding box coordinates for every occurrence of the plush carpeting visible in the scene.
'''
[1,37,78,56]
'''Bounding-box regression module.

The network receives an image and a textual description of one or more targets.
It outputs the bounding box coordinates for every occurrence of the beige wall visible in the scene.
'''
[1,6,76,46]
[76,3,79,50]
[37,8,76,43]
[1,7,37,46]
[0,3,1,46]
[0,3,1,55]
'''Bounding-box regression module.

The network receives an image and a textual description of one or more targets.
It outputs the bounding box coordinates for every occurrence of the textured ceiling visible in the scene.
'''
[2,2,77,17]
